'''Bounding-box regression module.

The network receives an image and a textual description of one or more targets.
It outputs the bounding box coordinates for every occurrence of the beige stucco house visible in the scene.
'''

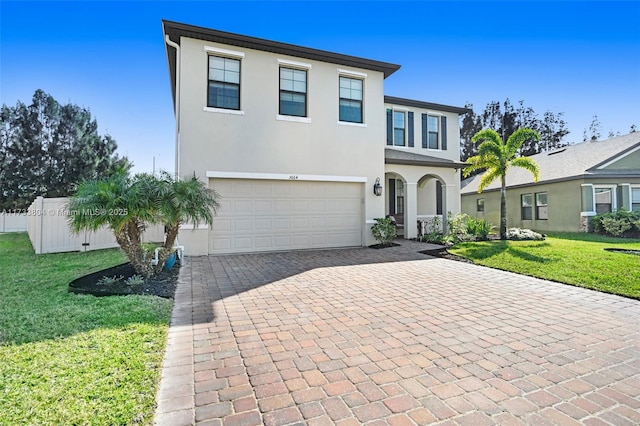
[163,20,467,255]
[461,132,640,233]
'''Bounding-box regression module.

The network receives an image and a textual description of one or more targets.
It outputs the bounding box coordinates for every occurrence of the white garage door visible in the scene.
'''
[209,179,363,254]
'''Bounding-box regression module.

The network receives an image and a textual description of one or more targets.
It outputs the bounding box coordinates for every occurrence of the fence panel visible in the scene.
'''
[0,212,28,232]
[26,196,164,254]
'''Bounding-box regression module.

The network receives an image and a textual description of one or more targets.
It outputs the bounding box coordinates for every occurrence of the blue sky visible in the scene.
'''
[2,1,639,174]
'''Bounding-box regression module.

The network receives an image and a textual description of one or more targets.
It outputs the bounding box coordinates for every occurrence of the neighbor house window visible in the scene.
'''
[521,193,533,220]
[536,192,548,220]
[595,187,613,214]
[477,198,485,212]
[339,76,363,123]
[208,56,240,110]
[280,67,307,117]
[393,111,405,146]
[632,188,640,211]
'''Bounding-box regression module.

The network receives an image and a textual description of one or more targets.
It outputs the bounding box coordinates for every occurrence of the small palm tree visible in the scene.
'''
[68,171,220,277]
[463,128,540,240]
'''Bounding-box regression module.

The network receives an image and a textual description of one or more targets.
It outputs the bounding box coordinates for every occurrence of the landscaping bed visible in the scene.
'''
[69,262,178,298]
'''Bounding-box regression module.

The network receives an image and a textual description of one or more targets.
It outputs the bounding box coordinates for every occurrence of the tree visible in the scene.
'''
[68,171,220,277]
[584,115,602,142]
[463,128,541,240]
[460,99,568,161]
[0,90,130,209]
[630,124,637,133]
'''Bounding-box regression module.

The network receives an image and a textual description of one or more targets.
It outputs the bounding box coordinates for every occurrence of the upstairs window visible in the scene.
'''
[521,193,533,220]
[421,114,447,150]
[208,56,240,110]
[339,76,363,123]
[280,67,307,117]
[393,111,405,146]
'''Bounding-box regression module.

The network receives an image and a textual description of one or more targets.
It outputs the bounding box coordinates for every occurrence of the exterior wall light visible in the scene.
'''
[373,177,383,196]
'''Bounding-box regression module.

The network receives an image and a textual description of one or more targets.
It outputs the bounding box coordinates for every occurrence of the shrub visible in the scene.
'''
[466,217,493,241]
[592,209,640,237]
[96,275,124,286]
[371,217,397,246]
[126,275,145,286]
[505,228,545,241]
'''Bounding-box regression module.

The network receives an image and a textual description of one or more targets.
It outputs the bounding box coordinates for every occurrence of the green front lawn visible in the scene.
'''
[449,232,640,299]
[0,233,172,425]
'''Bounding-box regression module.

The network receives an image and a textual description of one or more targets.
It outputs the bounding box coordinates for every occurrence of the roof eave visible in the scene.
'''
[386,158,468,169]
[162,20,401,78]
[384,96,470,115]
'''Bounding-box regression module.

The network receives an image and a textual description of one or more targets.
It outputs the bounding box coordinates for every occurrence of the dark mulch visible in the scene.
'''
[69,262,179,298]
[604,248,640,256]
[420,247,475,264]
[368,243,401,249]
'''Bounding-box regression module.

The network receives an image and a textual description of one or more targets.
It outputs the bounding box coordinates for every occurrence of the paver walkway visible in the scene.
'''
[154,241,640,425]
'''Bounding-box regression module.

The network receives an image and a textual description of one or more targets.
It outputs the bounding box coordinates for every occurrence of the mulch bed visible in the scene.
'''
[368,243,401,249]
[420,247,475,264]
[604,248,640,256]
[69,262,179,298]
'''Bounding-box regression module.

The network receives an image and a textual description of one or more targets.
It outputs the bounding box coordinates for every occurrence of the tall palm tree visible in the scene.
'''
[463,128,540,240]
[68,171,220,277]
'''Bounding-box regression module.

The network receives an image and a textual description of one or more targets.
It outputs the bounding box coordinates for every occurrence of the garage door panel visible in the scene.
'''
[209,179,363,254]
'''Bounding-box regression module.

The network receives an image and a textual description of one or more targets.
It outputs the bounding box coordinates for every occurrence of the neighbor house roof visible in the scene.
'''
[163,20,401,106]
[384,96,470,115]
[385,148,468,168]
[461,132,640,194]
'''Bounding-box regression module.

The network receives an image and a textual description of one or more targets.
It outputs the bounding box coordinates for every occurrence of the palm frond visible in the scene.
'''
[511,156,540,182]
[506,128,540,157]
[478,167,502,193]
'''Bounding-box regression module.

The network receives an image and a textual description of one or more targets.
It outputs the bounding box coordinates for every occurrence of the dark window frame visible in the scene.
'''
[535,192,548,220]
[207,55,241,110]
[521,193,533,220]
[279,67,308,117]
[338,76,363,123]
[427,114,439,149]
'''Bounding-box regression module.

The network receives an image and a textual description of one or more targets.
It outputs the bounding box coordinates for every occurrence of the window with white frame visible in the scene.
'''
[393,111,405,146]
[477,198,484,212]
[594,187,613,214]
[632,188,640,211]
[521,193,533,220]
[535,192,548,220]
[427,115,439,149]
[339,76,363,123]
[279,67,307,117]
[207,56,240,110]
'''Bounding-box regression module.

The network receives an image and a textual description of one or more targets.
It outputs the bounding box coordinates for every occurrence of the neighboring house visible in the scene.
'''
[162,20,467,255]
[461,132,640,233]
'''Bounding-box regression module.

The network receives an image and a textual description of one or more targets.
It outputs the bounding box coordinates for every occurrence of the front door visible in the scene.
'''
[388,178,405,235]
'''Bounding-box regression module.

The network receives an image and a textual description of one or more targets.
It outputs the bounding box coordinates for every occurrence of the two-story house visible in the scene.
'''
[162,20,468,255]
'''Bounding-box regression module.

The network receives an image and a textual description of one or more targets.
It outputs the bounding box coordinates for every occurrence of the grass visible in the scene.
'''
[449,232,640,299]
[0,233,172,425]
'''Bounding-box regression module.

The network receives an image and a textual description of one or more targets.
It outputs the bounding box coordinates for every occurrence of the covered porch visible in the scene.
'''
[384,149,466,239]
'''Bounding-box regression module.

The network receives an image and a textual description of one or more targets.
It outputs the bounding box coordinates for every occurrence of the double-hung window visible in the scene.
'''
[595,187,613,214]
[280,67,307,117]
[421,114,447,150]
[535,192,548,219]
[632,188,640,211]
[393,111,405,146]
[477,198,485,212]
[208,56,240,110]
[339,76,363,123]
[521,193,533,220]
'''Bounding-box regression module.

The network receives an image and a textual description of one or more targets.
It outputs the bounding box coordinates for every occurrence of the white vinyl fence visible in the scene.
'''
[27,196,165,254]
[0,212,28,232]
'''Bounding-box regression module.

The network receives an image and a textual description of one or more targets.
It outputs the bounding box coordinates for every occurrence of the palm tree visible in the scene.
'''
[463,128,540,240]
[68,171,220,277]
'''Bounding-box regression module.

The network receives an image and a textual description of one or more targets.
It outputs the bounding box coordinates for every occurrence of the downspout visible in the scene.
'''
[165,35,181,179]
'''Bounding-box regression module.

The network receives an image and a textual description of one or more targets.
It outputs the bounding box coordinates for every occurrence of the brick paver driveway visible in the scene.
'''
[154,241,640,425]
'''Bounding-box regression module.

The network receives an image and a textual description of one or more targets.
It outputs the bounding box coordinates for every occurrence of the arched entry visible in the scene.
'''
[417,174,447,234]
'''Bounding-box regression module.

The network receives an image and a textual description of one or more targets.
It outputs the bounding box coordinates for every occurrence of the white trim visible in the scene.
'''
[392,106,409,112]
[204,45,245,58]
[277,58,312,69]
[597,144,640,169]
[276,115,311,124]
[337,68,368,78]
[337,121,367,128]
[203,107,245,115]
[580,211,597,217]
[206,171,368,183]
[365,219,377,224]
[179,224,209,230]
[580,183,594,187]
